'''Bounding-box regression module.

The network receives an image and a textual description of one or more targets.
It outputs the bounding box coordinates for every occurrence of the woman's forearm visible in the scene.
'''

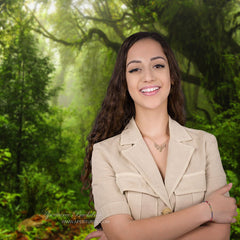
[177,223,230,240]
[103,202,211,240]
[87,223,230,240]
[102,184,236,240]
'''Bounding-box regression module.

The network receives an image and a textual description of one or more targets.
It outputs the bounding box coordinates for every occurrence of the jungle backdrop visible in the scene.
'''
[0,0,240,239]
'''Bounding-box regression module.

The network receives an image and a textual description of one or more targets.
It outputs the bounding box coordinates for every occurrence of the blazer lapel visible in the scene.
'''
[165,118,195,198]
[120,118,171,208]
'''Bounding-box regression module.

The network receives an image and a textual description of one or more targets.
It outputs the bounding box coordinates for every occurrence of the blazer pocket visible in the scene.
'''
[116,172,158,219]
[174,171,206,211]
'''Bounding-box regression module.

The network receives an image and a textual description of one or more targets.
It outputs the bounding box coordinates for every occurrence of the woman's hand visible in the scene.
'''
[206,183,238,223]
[85,230,108,240]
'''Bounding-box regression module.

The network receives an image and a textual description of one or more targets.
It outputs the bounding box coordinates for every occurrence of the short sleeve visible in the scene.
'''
[204,134,228,199]
[91,144,131,228]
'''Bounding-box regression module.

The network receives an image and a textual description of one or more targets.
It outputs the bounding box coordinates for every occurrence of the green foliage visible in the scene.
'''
[0,0,88,232]
[3,213,97,239]
[0,21,56,198]
[0,191,20,211]
[0,148,11,167]
[19,164,77,216]
[0,191,21,231]
[0,149,20,230]
[187,99,240,178]
[232,208,240,240]
[0,228,17,240]
[226,170,240,239]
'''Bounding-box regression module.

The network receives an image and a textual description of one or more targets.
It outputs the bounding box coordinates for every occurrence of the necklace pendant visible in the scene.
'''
[154,142,166,152]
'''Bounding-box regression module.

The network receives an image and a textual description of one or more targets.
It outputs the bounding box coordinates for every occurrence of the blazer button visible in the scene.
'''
[161,207,172,215]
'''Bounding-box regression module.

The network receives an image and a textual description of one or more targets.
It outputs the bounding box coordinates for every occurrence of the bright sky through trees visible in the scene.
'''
[25,0,56,14]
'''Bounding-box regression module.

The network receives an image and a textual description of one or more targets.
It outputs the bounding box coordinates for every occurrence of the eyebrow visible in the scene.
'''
[126,60,141,67]
[151,56,166,61]
[126,56,166,67]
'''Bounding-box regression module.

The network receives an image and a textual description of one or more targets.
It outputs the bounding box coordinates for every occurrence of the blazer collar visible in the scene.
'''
[168,117,192,142]
[120,117,195,209]
[120,116,192,144]
[120,118,142,145]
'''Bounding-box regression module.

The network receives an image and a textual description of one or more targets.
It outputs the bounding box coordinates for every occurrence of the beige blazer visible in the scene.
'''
[92,117,227,228]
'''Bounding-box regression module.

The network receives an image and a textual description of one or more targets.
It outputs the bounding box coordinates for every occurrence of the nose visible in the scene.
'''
[143,68,154,82]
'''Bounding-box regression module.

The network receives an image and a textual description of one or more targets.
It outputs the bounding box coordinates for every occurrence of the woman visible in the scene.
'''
[83,32,237,240]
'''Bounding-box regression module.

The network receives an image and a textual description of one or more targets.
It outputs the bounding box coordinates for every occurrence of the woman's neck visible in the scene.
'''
[135,108,169,139]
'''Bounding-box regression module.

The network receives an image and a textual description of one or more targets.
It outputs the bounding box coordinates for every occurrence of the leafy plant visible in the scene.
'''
[19,164,76,217]
[0,148,11,168]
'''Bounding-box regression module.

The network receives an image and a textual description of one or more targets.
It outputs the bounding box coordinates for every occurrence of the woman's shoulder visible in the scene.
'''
[93,118,139,151]
[170,117,217,142]
[183,124,217,143]
[93,133,122,151]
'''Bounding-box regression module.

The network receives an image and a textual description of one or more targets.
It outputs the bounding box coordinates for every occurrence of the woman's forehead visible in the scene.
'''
[126,38,166,63]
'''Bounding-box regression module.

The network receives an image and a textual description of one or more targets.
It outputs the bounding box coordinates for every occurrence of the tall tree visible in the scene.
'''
[0,8,54,193]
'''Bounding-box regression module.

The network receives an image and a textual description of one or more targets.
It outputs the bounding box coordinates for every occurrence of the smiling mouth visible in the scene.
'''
[140,86,160,93]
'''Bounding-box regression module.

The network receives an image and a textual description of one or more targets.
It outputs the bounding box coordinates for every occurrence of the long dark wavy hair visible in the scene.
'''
[82,32,185,194]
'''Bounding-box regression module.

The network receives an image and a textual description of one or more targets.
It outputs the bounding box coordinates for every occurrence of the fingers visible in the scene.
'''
[215,183,232,195]
[231,218,237,223]
[100,235,109,240]
[207,183,238,224]
[85,230,104,240]
[227,197,238,224]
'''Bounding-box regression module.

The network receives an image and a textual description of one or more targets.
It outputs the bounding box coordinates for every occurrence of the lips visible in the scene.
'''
[140,86,160,96]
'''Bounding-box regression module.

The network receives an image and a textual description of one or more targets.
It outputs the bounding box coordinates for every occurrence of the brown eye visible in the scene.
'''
[154,64,164,69]
[128,68,141,73]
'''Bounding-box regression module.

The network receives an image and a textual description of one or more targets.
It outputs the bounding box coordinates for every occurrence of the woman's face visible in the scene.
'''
[126,38,171,114]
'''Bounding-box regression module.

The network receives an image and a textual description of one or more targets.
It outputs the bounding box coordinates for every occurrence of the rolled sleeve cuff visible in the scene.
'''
[94,201,131,228]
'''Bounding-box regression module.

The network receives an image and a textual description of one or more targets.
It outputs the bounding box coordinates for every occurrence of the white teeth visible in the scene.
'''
[141,87,159,93]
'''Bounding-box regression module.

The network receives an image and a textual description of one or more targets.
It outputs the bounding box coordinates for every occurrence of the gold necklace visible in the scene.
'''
[145,136,169,152]
[154,142,167,152]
